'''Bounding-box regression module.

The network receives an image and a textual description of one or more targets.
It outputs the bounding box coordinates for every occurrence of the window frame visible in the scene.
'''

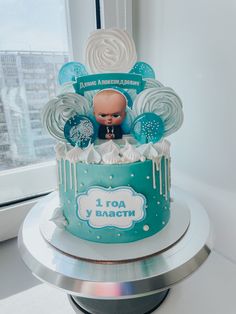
[0,0,133,241]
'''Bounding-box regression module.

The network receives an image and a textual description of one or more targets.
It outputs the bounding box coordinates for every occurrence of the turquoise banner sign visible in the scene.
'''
[73,73,145,95]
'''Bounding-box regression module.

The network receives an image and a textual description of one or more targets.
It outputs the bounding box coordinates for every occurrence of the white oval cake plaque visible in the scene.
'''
[39,195,190,263]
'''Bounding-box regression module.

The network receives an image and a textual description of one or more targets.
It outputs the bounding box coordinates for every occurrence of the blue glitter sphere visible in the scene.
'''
[64,115,96,148]
[58,62,88,85]
[130,62,155,79]
[131,113,164,144]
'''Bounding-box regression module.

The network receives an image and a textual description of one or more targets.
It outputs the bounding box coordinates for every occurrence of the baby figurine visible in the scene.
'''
[93,89,126,139]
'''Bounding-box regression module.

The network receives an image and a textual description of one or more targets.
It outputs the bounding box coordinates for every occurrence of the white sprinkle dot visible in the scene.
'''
[84,170,88,174]
[96,235,101,239]
[162,221,166,225]
[143,225,149,231]
[80,183,84,187]
[117,233,121,237]
[146,176,150,180]
[109,175,113,180]
[157,201,160,205]
[131,173,135,177]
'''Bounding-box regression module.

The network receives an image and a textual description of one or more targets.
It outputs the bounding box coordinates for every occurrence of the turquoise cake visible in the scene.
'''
[42,28,183,244]
[56,142,171,243]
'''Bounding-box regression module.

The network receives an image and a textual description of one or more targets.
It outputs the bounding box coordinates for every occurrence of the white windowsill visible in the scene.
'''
[0,161,57,241]
[0,195,50,242]
[0,161,57,205]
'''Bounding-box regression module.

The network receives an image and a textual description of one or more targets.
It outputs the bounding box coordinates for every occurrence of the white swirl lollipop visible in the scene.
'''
[122,143,144,163]
[42,93,90,141]
[96,140,120,155]
[57,82,75,95]
[54,142,67,159]
[124,88,137,103]
[154,139,171,158]
[102,148,122,164]
[133,87,184,137]
[84,90,98,106]
[144,78,164,89]
[85,28,137,73]
[65,146,83,163]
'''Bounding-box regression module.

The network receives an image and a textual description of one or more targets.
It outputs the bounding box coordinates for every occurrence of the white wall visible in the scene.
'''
[133,0,236,262]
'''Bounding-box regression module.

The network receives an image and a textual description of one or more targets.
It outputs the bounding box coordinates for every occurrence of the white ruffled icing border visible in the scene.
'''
[55,139,170,165]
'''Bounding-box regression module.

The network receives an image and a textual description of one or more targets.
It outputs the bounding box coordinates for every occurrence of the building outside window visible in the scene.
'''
[0,0,69,172]
[0,51,68,170]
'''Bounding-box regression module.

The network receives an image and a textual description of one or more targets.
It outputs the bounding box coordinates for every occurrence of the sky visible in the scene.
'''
[0,0,69,51]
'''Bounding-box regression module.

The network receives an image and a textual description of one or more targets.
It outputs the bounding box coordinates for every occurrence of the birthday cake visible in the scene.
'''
[42,29,183,243]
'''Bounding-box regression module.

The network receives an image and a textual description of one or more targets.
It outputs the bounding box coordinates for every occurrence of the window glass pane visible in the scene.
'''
[0,0,69,171]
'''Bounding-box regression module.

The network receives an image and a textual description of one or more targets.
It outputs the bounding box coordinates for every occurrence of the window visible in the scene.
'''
[0,0,131,240]
[0,3,69,173]
[0,0,70,207]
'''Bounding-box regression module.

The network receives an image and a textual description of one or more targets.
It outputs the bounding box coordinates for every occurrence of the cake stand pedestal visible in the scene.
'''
[18,187,212,314]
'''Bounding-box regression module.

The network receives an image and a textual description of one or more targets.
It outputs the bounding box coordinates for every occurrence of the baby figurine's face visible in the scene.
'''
[93,90,126,126]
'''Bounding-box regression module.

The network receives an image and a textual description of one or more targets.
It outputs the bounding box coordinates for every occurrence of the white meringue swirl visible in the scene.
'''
[137,143,159,160]
[102,148,122,164]
[121,143,144,163]
[58,140,170,165]
[42,93,90,141]
[144,78,164,89]
[96,140,120,155]
[65,146,83,163]
[119,139,130,155]
[84,90,98,106]
[57,82,75,95]
[79,144,101,164]
[85,29,137,73]
[154,139,171,157]
[133,87,184,137]
[50,207,68,229]
[54,142,67,159]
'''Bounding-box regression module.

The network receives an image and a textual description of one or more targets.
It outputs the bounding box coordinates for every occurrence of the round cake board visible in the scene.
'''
[39,196,190,263]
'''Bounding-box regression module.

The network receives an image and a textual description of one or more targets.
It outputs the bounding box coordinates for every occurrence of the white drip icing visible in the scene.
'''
[74,163,78,196]
[168,158,171,190]
[152,159,156,190]
[70,162,73,189]
[64,160,67,192]
[166,158,169,194]
[60,159,63,186]
[164,157,168,200]
[59,142,171,200]
[159,157,162,195]
[57,160,61,185]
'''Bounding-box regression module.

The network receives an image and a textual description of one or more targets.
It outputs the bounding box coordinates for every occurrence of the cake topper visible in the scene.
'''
[131,112,164,144]
[42,28,184,145]
[64,114,96,148]
[93,89,127,139]
[42,93,90,142]
[58,62,88,85]
[130,61,156,79]
[133,87,183,137]
[85,28,137,73]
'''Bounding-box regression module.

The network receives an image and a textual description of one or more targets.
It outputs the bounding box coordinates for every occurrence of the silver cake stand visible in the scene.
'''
[18,187,212,314]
